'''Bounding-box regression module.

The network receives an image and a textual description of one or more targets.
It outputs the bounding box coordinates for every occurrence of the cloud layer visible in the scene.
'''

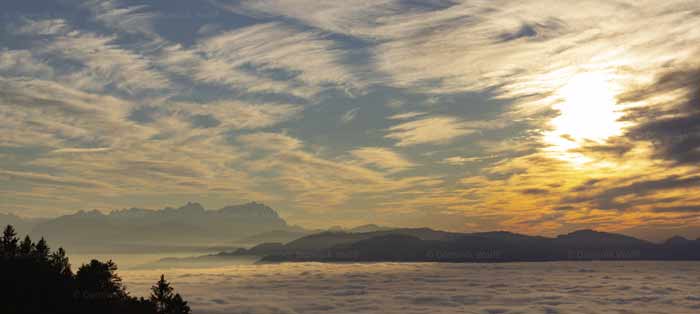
[1,0,699,239]
[119,262,700,314]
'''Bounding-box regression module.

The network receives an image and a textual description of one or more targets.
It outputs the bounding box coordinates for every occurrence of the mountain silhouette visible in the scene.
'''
[180,228,700,263]
[3,202,298,252]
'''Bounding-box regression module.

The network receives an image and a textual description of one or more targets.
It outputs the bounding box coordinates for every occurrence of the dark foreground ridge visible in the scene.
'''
[0,225,191,314]
[191,228,700,263]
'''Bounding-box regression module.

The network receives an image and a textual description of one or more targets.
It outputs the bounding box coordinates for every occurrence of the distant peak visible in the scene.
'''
[178,202,205,212]
[665,235,690,245]
[73,209,105,217]
[559,229,607,237]
[218,202,280,218]
[556,229,651,245]
[570,229,597,234]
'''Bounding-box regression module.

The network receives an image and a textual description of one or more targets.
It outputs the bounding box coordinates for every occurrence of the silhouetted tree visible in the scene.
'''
[151,274,174,312]
[150,275,191,314]
[50,247,72,276]
[19,235,35,256]
[167,294,191,314]
[35,237,50,260]
[1,225,18,257]
[0,225,190,314]
[76,259,127,299]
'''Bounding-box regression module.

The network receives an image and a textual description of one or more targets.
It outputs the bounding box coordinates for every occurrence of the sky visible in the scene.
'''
[1,0,699,240]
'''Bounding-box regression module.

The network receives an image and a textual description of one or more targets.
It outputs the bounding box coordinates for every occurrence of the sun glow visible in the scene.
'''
[544,71,627,164]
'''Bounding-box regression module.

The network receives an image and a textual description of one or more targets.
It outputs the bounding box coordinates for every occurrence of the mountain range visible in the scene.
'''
[0,202,397,253]
[1,202,302,252]
[5,202,699,261]
[178,228,700,264]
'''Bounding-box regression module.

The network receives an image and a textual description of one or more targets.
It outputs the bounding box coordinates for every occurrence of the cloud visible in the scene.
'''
[350,147,415,172]
[117,260,700,314]
[227,0,392,37]
[519,188,549,195]
[386,112,428,120]
[42,30,170,93]
[234,133,441,213]
[0,50,54,78]
[340,107,359,124]
[564,175,700,211]
[2,0,700,237]
[0,77,134,149]
[496,20,565,43]
[236,132,303,152]
[0,169,112,190]
[117,159,209,179]
[80,0,159,36]
[386,116,501,146]
[199,22,351,85]
[175,101,303,130]
[620,66,700,165]
[190,114,221,129]
[441,156,494,166]
[50,147,113,154]
[652,206,700,213]
[13,18,69,36]
[158,22,356,99]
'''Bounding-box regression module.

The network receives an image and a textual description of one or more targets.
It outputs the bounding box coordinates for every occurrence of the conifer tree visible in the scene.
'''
[1,225,18,257]
[50,247,72,276]
[149,275,191,313]
[35,237,50,260]
[167,294,191,314]
[150,274,174,313]
[19,235,35,256]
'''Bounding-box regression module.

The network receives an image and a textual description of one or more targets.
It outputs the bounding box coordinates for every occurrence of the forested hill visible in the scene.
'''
[0,225,190,314]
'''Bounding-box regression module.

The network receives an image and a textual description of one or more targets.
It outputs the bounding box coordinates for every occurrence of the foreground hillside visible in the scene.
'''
[0,225,190,314]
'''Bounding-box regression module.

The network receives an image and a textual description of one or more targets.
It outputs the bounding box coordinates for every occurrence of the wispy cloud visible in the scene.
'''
[386,116,503,146]
[340,107,359,124]
[173,101,303,130]
[387,111,428,120]
[350,147,415,173]
[158,22,357,99]
[50,147,113,154]
[43,31,170,93]
[0,169,113,190]
[0,50,54,78]
[13,18,69,36]
[80,0,159,37]
[441,156,494,166]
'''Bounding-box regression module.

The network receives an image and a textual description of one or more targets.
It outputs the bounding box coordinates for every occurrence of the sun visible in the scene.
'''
[543,71,627,163]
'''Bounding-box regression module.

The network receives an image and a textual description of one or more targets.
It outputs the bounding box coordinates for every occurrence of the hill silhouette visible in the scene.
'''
[171,228,700,263]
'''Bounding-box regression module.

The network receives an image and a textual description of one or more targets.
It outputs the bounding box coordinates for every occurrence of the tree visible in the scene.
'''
[0,225,190,314]
[167,294,191,314]
[35,237,50,260]
[50,247,72,276]
[150,274,174,313]
[150,275,191,314]
[1,225,19,257]
[75,260,127,299]
[19,235,35,256]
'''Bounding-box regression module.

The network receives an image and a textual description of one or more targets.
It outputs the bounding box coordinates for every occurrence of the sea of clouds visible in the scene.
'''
[119,262,700,314]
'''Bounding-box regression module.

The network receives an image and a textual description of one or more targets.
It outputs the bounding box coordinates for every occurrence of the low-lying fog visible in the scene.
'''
[80,257,700,314]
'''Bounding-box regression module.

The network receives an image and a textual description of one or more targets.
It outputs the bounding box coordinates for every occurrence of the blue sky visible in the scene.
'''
[1,0,699,240]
